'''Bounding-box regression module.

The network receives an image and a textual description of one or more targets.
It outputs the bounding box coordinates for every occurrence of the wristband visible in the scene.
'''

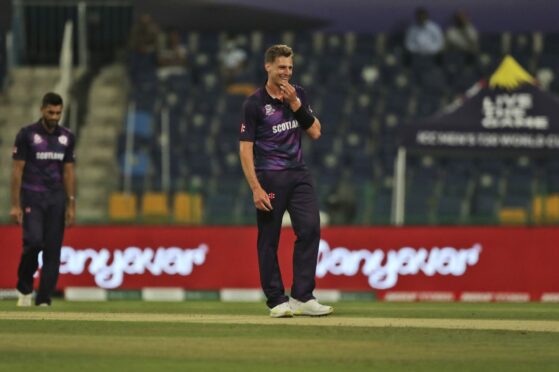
[293,106,315,130]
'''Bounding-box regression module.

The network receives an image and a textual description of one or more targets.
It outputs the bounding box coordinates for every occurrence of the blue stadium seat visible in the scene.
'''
[415,94,441,118]
[470,192,498,222]
[543,33,559,54]
[372,184,392,225]
[346,111,372,133]
[354,33,376,55]
[204,194,237,224]
[133,110,154,140]
[479,33,503,55]
[436,195,463,224]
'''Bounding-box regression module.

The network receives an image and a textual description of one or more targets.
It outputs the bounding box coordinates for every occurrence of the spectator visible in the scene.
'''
[218,39,247,85]
[128,13,161,84]
[157,29,188,81]
[129,13,160,55]
[405,7,444,56]
[446,10,479,55]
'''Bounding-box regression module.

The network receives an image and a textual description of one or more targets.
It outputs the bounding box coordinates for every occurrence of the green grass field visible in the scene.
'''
[1,301,559,371]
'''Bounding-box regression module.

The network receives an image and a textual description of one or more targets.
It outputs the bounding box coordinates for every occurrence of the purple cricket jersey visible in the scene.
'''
[12,120,76,192]
[239,84,314,171]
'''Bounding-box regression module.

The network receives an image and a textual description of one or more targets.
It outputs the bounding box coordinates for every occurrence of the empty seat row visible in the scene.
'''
[109,192,203,224]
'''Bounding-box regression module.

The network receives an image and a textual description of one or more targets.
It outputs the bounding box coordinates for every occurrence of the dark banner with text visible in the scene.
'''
[1,226,558,301]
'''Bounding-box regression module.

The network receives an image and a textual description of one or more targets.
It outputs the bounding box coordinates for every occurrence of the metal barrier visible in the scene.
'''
[11,0,132,67]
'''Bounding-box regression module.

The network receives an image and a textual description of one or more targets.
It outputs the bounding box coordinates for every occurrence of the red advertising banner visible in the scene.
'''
[1,226,558,301]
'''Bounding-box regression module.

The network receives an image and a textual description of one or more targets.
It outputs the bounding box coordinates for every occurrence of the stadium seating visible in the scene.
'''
[141,192,169,220]
[109,193,138,221]
[117,30,559,226]
[499,207,527,224]
[173,192,203,224]
[533,194,559,223]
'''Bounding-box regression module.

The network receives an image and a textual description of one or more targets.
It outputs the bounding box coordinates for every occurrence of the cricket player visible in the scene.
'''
[239,45,333,318]
[10,92,76,306]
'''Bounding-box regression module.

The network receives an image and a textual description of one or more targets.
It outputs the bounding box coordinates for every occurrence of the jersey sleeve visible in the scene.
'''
[239,98,259,142]
[12,129,29,161]
[63,132,76,163]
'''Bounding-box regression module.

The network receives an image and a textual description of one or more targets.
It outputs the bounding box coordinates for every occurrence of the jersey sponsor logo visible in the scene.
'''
[33,134,43,144]
[268,192,276,200]
[272,120,299,134]
[240,122,246,133]
[264,104,276,116]
[36,152,64,160]
[58,135,68,145]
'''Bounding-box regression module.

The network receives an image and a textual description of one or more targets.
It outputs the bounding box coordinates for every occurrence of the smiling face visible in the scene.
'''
[265,55,293,88]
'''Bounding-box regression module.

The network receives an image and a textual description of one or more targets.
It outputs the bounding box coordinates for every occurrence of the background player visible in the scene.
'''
[10,92,76,306]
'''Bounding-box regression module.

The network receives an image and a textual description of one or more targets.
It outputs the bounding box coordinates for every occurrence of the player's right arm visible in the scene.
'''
[10,160,25,225]
[239,141,272,212]
[10,129,28,225]
[239,98,272,212]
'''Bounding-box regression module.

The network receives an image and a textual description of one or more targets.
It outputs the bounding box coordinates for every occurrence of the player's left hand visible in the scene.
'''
[65,206,75,227]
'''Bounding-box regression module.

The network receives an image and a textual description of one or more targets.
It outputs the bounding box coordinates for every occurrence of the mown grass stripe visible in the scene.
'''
[1,311,558,333]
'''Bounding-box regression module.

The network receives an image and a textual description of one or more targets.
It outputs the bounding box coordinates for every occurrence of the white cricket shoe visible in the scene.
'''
[289,298,333,316]
[16,290,32,307]
[269,302,293,318]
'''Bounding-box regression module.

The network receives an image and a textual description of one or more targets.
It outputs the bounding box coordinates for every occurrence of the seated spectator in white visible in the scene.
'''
[218,40,247,85]
[157,30,188,80]
[446,10,479,55]
[405,7,444,56]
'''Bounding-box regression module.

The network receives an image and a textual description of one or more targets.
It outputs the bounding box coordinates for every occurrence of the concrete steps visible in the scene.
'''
[75,63,129,223]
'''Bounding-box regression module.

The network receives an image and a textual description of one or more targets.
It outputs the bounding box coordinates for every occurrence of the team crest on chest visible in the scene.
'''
[58,135,68,145]
[33,134,43,144]
[264,104,275,116]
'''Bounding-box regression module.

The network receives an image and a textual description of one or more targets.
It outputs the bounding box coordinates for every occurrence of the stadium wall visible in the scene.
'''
[1,226,558,302]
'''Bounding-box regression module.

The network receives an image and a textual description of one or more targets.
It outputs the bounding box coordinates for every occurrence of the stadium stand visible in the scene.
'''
[115,29,559,225]
[76,64,129,221]
[108,192,138,221]
[2,18,559,225]
[0,67,60,215]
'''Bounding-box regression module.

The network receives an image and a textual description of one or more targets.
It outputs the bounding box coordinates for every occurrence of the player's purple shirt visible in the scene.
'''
[239,84,314,171]
[12,120,76,192]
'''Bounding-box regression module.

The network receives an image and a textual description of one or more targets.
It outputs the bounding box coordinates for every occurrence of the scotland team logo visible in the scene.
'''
[58,135,68,146]
[33,134,43,144]
[264,104,275,116]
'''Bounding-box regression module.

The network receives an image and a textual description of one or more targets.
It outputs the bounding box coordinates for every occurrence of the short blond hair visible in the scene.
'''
[264,44,293,64]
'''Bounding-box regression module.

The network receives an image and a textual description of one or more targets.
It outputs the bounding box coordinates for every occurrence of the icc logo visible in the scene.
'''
[264,104,275,116]
[33,134,43,144]
[58,135,68,145]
